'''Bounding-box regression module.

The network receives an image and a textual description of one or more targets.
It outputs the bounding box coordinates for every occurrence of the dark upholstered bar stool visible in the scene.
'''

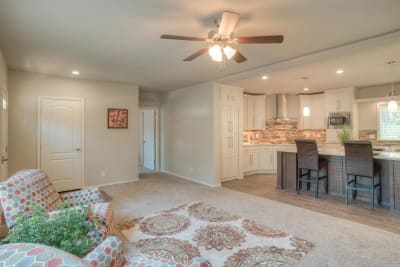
[295,139,328,198]
[343,141,382,209]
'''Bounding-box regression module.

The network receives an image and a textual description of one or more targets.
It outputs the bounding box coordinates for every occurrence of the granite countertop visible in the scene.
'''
[276,144,400,161]
[243,142,295,146]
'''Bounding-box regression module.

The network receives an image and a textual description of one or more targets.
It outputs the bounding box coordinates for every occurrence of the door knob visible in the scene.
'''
[75,148,81,152]
[1,156,8,164]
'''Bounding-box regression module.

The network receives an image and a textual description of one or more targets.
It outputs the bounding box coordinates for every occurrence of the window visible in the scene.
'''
[378,103,400,140]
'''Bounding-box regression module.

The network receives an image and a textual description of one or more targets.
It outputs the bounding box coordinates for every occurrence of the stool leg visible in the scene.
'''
[352,176,357,200]
[371,177,375,209]
[297,168,301,194]
[325,167,329,194]
[306,170,311,191]
[316,171,319,198]
[345,174,349,205]
[378,174,382,205]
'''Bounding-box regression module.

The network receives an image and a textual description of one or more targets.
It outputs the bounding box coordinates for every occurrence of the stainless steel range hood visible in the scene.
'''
[269,94,297,122]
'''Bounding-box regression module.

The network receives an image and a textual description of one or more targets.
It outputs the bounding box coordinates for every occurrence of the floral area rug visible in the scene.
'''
[119,202,313,266]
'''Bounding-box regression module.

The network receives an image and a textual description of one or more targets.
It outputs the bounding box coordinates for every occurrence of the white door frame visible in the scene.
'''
[139,107,160,172]
[37,96,85,187]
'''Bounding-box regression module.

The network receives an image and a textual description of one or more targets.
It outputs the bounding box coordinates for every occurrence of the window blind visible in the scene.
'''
[379,104,400,140]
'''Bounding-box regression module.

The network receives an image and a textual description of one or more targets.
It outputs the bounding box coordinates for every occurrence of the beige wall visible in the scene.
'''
[358,101,378,130]
[139,90,161,108]
[356,82,400,99]
[160,82,219,187]
[8,70,139,186]
[0,50,6,91]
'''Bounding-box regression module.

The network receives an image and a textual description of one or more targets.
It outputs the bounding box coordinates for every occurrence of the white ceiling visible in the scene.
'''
[226,36,400,94]
[0,0,400,91]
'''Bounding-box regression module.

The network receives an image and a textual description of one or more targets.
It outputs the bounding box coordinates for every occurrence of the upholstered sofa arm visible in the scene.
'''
[61,187,103,206]
[83,236,125,267]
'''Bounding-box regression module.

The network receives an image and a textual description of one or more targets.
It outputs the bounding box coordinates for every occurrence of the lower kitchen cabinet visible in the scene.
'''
[244,148,258,173]
[258,147,275,171]
[244,144,294,174]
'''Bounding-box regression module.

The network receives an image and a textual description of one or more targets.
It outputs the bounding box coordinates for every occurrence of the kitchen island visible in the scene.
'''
[277,144,400,212]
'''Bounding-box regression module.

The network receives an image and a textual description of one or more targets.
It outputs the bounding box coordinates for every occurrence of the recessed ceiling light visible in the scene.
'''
[72,70,80,75]
[303,87,309,91]
[336,69,344,74]
[262,75,268,80]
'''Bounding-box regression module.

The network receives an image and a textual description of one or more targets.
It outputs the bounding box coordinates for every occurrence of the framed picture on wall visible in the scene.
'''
[108,108,128,128]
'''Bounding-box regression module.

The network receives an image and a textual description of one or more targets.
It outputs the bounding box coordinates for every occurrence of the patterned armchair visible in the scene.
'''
[0,236,125,267]
[0,236,211,267]
[0,169,113,245]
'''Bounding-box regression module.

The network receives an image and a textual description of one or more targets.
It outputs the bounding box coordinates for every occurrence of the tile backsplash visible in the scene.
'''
[244,121,326,144]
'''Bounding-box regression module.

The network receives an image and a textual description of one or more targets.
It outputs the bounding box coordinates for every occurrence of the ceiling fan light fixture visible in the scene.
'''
[208,44,223,62]
[223,45,236,59]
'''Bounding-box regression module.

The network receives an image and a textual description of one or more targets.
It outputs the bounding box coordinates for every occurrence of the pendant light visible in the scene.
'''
[301,77,310,117]
[387,60,397,113]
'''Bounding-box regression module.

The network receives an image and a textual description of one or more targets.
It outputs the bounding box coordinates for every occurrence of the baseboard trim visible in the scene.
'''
[244,170,277,175]
[88,178,139,188]
[160,169,221,188]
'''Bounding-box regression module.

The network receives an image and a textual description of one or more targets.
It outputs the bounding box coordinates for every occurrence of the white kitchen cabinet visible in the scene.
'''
[220,84,243,182]
[258,147,274,171]
[254,95,266,129]
[299,94,326,129]
[325,88,354,112]
[243,147,258,173]
[243,94,248,130]
[243,94,265,130]
[311,94,326,129]
[243,144,294,174]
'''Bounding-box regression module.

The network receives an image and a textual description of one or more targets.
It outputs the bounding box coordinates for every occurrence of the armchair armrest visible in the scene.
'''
[83,236,125,267]
[61,187,103,206]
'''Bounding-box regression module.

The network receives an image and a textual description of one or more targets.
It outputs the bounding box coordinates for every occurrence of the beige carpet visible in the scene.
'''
[102,172,400,267]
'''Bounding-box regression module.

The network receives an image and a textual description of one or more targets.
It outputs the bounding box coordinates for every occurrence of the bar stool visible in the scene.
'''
[295,139,329,198]
[343,141,381,209]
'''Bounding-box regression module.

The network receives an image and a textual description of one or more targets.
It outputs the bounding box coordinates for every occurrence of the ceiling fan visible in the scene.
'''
[160,11,284,64]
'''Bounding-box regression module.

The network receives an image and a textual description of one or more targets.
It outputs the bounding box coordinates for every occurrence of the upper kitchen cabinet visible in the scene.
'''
[325,87,354,112]
[243,93,265,130]
[298,93,326,129]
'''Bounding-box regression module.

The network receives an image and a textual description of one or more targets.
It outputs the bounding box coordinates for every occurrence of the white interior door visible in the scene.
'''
[39,97,83,191]
[143,109,155,170]
[0,90,8,181]
[138,111,144,167]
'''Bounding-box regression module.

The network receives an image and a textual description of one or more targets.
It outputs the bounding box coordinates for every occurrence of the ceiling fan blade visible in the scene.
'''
[236,35,284,44]
[233,51,247,63]
[218,11,240,36]
[183,47,209,61]
[160,34,207,42]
